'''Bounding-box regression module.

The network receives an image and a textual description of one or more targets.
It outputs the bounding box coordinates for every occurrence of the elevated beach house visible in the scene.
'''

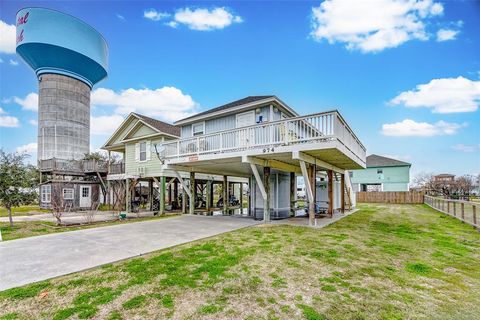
[102,96,366,225]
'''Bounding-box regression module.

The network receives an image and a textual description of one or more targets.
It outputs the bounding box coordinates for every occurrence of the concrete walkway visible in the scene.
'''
[0,215,259,291]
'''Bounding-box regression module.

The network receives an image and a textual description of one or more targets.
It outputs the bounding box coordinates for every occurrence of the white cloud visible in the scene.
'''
[90,114,125,135]
[0,20,16,54]
[9,59,18,66]
[171,7,242,31]
[28,119,38,126]
[0,107,5,114]
[16,142,37,155]
[311,0,445,53]
[0,115,19,127]
[13,93,39,111]
[166,21,179,28]
[116,14,125,21]
[91,87,197,122]
[381,119,465,137]
[451,144,480,153]
[144,9,170,21]
[436,28,459,41]
[390,76,480,113]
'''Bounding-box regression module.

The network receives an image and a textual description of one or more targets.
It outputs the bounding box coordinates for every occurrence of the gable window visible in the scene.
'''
[41,185,51,203]
[192,122,204,136]
[139,142,147,161]
[63,188,74,200]
[377,169,383,174]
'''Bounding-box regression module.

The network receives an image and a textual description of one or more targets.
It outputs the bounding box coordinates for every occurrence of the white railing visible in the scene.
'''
[163,110,366,165]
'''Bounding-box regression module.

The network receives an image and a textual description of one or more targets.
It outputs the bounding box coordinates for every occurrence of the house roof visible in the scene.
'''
[366,154,411,168]
[174,95,298,125]
[434,173,455,178]
[132,113,180,137]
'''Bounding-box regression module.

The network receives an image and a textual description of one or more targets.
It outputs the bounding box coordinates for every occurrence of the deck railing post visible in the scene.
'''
[473,205,477,226]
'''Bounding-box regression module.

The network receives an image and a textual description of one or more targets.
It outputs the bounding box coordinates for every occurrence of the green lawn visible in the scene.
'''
[1,204,479,319]
[0,214,179,241]
[0,205,50,217]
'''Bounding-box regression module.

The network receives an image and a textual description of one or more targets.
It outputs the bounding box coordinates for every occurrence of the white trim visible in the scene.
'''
[62,188,74,200]
[191,121,205,136]
[235,110,255,128]
[41,185,51,203]
[174,97,299,126]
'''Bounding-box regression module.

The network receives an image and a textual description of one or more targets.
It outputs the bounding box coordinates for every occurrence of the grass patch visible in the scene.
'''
[122,295,147,309]
[0,205,49,217]
[1,204,479,319]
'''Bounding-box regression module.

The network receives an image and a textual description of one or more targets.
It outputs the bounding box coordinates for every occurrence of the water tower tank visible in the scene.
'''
[16,8,108,161]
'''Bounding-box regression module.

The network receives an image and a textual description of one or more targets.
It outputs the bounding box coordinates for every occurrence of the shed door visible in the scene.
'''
[80,186,91,208]
[236,111,255,147]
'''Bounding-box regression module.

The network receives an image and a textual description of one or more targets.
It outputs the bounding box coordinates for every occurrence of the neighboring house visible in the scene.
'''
[434,174,455,184]
[350,154,411,192]
[102,95,367,223]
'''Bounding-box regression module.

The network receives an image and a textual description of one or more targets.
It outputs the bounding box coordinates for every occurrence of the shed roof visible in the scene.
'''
[366,154,411,168]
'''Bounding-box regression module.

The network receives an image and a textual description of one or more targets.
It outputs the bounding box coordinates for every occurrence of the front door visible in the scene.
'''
[236,111,255,147]
[80,186,91,208]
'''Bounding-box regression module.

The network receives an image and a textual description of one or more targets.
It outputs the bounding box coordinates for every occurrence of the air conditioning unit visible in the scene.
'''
[137,166,146,177]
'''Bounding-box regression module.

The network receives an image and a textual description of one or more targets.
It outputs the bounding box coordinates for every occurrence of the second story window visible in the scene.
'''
[192,122,204,136]
[139,142,147,161]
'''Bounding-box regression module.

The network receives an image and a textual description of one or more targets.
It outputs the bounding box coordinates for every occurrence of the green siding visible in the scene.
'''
[351,166,410,186]
[108,117,139,146]
[125,138,165,177]
[130,124,156,138]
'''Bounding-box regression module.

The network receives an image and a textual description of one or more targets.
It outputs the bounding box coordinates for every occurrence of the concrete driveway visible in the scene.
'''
[0,215,259,291]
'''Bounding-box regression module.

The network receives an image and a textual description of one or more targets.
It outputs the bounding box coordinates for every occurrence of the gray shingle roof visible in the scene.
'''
[133,113,181,137]
[366,154,411,168]
[175,95,275,123]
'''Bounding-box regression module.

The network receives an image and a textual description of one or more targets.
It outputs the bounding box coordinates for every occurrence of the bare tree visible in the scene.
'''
[50,196,67,226]
[454,175,475,199]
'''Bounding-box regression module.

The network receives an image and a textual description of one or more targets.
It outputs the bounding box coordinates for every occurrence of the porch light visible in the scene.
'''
[255,108,261,114]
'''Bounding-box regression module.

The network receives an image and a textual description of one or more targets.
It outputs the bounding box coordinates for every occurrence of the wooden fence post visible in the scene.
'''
[453,202,456,217]
[461,202,465,221]
[473,205,477,226]
[447,201,450,213]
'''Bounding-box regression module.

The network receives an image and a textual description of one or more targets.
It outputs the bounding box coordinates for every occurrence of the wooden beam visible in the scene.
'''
[328,170,333,217]
[249,163,267,200]
[189,172,195,215]
[307,164,316,226]
[290,172,296,217]
[242,155,301,174]
[125,178,131,213]
[223,175,228,214]
[264,167,271,222]
[239,182,243,215]
[206,180,212,213]
[172,171,191,198]
[148,179,153,211]
[160,176,166,215]
[340,173,345,213]
[299,160,314,203]
[292,151,345,175]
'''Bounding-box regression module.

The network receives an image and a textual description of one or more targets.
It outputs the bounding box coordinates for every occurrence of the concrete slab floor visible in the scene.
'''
[0,215,260,291]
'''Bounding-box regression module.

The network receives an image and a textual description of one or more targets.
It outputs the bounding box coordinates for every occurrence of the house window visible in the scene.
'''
[41,185,51,203]
[139,142,147,161]
[82,187,90,198]
[349,171,353,178]
[192,122,204,136]
[377,169,383,174]
[63,188,74,200]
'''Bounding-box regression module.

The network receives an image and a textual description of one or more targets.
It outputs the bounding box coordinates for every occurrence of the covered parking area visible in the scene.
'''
[164,142,360,225]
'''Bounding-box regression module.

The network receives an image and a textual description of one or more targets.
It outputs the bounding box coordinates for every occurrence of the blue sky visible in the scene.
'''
[0,0,479,178]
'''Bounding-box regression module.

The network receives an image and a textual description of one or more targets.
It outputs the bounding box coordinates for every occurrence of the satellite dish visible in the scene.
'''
[156,145,166,153]
[152,144,166,163]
